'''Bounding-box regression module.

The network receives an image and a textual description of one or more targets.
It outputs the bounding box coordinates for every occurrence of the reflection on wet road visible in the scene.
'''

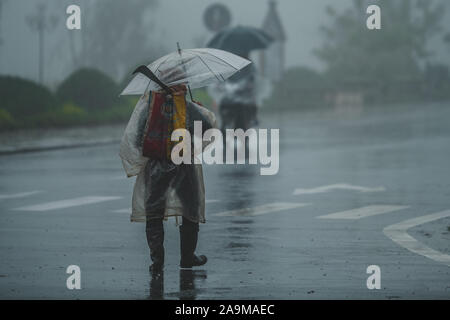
[1,102,450,299]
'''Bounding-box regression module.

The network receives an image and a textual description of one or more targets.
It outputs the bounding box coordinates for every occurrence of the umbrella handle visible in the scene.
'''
[132,65,172,95]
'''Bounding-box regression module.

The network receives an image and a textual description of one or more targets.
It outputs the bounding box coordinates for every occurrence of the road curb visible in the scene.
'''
[0,139,120,156]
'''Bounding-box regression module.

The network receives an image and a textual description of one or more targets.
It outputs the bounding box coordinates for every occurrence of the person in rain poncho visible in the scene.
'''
[119,80,216,273]
[208,53,259,132]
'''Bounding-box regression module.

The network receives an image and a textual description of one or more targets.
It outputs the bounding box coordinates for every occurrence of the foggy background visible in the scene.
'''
[1,0,450,132]
[2,0,449,87]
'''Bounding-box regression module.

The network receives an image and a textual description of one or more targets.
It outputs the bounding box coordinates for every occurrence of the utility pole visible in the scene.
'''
[0,0,7,74]
[26,3,57,84]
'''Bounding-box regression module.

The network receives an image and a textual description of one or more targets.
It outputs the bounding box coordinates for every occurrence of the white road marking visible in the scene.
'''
[206,199,219,204]
[318,205,409,220]
[293,183,385,196]
[383,210,450,266]
[110,175,133,181]
[113,208,131,214]
[13,196,122,211]
[214,202,309,217]
[0,190,44,200]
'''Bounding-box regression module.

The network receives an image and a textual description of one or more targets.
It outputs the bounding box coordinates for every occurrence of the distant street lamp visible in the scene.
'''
[203,3,231,33]
[26,3,58,84]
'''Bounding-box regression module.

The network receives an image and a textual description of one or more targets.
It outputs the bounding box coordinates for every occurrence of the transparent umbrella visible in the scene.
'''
[120,47,251,96]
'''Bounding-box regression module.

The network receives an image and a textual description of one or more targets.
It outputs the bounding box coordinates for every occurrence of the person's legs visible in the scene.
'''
[144,160,177,273]
[172,165,207,268]
[174,165,200,221]
[179,216,207,268]
[144,160,178,213]
[146,216,164,273]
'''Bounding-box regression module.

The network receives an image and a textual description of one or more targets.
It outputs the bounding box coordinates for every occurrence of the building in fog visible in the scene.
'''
[260,0,286,82]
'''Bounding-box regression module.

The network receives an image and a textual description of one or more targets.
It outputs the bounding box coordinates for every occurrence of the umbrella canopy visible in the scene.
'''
[120,48,251,95]
[206,25,274,57]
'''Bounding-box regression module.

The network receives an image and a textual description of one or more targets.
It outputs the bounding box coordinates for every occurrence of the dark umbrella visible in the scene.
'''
[206,25,273,57]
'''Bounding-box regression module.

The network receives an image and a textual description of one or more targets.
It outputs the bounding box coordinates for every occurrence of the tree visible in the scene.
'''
[314,0,446,88]
[444,33,450,48]
[25,2,58,83]
[69,0,162,81]
[56,68,119,110]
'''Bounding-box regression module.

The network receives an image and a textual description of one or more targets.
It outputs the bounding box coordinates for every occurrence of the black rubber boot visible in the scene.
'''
[179,218,207,269]
[149,270,164,300]
[146,218,165,274]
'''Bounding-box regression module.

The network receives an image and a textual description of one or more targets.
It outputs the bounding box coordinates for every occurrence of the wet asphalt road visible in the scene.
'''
[0,102,449,299]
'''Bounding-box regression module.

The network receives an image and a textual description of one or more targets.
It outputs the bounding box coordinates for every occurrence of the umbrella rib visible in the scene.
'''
[196,55,224,82]
[154,54,173,74]
[203,51,240,71]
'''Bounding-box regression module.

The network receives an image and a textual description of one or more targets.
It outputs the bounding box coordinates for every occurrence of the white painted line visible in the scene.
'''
[293,183,385,196]
[214,202,310,217]
[318,205,409,220]
[0,190,44,200]
[206,199,219,204]
[383,210,450,266]
[110,175,132,181]
[13,196,122,211]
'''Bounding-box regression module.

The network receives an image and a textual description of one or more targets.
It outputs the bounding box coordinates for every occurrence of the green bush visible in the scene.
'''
[56,68,119,111]
[0,72,143,131]
[0,108,16,130]
[0,76,57,117]
[23,103,87,128]
[91,102,136,123]
[52,102,88,126]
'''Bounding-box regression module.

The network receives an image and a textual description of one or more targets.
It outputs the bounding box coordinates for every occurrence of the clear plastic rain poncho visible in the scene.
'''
[119,92,216,223]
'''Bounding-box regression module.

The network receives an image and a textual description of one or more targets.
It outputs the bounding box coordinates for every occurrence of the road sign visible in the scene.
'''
[203,3,231,32]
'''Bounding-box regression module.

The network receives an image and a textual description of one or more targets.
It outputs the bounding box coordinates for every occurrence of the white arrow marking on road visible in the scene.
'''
[383,210,450,266]
[13,196,122,211]
[293,183,385,196]
[0,190,44,200]
[318,205,409,220]
[214,202,309,217]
